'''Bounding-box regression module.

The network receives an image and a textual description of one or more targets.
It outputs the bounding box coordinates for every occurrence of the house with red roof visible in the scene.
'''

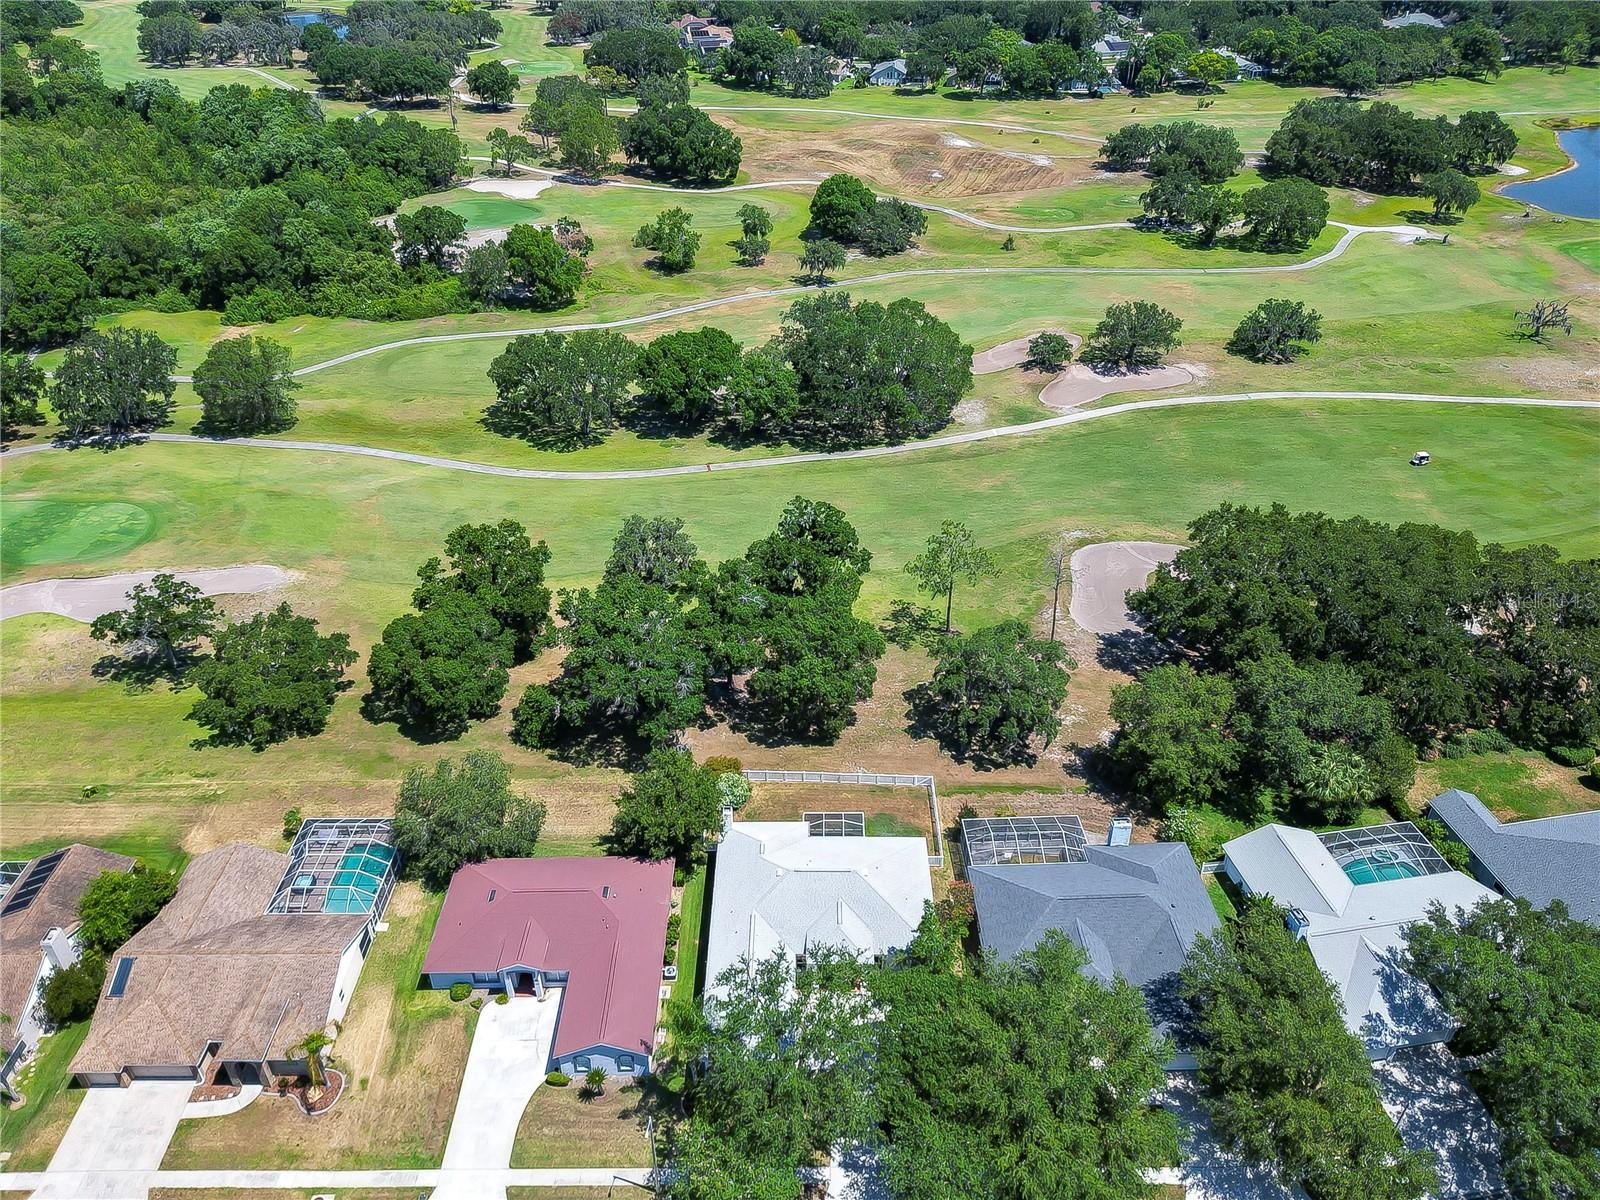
[421,857,674,1077]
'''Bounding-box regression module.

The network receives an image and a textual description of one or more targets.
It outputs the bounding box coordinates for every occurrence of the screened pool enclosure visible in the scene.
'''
[267,818,399,920]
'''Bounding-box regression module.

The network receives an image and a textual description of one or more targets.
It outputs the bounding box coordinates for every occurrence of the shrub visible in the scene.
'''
[715,772,752,812]
[1160,804,1249,863]
[702,755,742,776]
[666,912,682,943]
[42,954,105,1025]
[1417,817,1473,873]
[546,1070,571,1086]
[470,996,484,1010]
[1546,744,1596,769]
[1440,729,1515,758]
[282,807,303,841]
[495,992,509,1005]
[585,1065,608,1095]
[449,982,472,1002]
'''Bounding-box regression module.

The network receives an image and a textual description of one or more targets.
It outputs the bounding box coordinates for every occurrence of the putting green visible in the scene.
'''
[1,499,156,571]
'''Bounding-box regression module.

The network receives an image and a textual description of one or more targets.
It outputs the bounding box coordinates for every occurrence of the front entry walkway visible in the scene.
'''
[433,991,564,1200]
[29,1078,195,1199]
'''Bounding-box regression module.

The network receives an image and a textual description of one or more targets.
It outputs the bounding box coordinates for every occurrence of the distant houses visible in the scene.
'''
[964,815,1219,1067]
[867,58,909,87]
[1094,34,1133,62]
[1222,821,1499,1059]
[421,856,674,1077]
[1426,789,1600,924]
[71,820,398,1088]
[702,815,933,998]
[0,845,134,1098]
[672,13,733,57]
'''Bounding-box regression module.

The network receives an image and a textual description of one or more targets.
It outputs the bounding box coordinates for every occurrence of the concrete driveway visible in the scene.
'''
[1069,541,1181,635]
[30,1078,195,1199]
[433,991,563,1200]
[0,566,292,623]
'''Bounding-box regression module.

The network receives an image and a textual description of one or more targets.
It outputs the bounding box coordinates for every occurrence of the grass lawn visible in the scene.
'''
[1415,751,1598,821]
[509,1081,653,1170]
[161,885,472,1170]
[0,1021,91,1172]
[671,865,708,1010]
[1204,875,1238,923]
[2,397,1595,862]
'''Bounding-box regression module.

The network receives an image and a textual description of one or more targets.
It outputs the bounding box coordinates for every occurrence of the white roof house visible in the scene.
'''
[704,819,932,999]
[1222,822,1497,1059]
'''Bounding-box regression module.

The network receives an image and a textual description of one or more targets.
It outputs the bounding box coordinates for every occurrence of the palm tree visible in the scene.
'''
[584,1065,608,1097]
[296,1029,334,1100]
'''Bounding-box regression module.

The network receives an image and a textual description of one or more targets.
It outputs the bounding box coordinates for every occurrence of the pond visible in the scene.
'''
[285,11,347,39]
[1502,125,1600,219]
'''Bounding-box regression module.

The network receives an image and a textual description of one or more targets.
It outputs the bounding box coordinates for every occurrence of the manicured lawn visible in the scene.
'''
[671,865,708,1010]
[2,397,1595,862]
[509,1081,653,1169]
[1416,751,1598,821]
[0,1020,91,1171]
[161,885,473,1170]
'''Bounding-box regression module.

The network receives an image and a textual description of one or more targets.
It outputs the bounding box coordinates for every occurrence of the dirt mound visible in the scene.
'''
[721,116,1077,198]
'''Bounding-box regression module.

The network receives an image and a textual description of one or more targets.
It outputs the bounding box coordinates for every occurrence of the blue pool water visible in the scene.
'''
[321,842,395,912]
[1503,126,1600,219]
[1342,853,1423,885]
[285,11,347,39]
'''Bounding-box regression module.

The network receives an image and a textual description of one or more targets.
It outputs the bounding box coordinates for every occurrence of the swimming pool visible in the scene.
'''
[322,842,397,913]
[1341,850,1423,885]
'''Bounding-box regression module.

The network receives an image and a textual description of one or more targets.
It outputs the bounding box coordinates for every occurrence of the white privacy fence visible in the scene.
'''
[742,770,947,868]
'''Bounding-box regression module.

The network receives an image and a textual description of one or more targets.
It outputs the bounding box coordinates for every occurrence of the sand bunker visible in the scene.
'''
[1039,362,1199,410]
[1498,163,1530,176]
[2,565,296,623]
[463,176,555,200]
[972,330,1081,374]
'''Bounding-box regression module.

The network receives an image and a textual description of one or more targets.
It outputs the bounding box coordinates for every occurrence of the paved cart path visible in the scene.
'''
[144,223,1422,383]
[6,393,1594,483]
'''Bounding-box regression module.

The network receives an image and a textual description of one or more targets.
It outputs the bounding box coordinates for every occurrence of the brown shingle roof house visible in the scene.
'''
[422,857,674,1077]
[71,829,396,1088]
[0,844,134,1096]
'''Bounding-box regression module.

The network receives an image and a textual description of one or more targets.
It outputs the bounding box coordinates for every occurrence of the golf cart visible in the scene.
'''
[1409,450,1431,466]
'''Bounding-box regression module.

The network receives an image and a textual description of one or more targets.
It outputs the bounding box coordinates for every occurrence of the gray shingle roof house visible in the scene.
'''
[72,821,399,1088]
[868,58,908,86]
[1222,822,1498,1060]
[704,818,932,999]
[0,845,134,1098]
[964,817,1219,1066]
[1426,789,1600,924]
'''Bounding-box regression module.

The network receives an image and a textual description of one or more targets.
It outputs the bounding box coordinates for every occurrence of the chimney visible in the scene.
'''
[1107,817,1132,847]
[41,927,76,971]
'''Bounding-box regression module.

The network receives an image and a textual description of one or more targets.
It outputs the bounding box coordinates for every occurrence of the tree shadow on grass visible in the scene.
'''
[479,406,609,451]
[91,651,200,695]
[1096,628,1172,674]
[533,719,663,770]
[902,683,1041,770]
